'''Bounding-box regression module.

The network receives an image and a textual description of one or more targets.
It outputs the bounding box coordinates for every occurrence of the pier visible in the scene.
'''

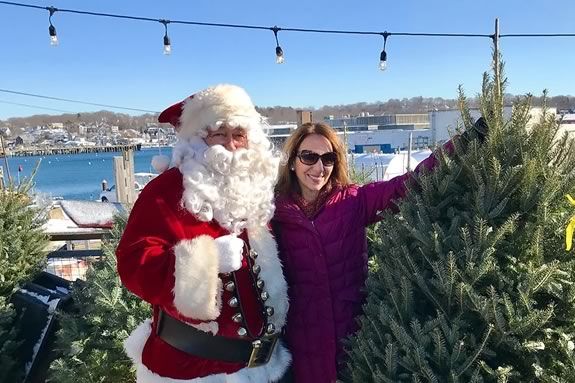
[5,143,142,157]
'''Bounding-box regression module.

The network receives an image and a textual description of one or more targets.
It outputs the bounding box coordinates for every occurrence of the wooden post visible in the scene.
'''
[113,149,136,204]
[0,166,4,189]
[0,135,11,184]
[296,110,312,127]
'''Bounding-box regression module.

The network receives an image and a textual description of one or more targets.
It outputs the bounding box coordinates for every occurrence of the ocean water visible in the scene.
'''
[1,148,172,201]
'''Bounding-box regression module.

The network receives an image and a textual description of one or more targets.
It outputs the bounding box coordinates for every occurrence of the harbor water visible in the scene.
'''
[1,148,172,201]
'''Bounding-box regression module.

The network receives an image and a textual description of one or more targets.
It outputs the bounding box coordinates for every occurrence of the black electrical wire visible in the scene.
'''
[0,89,159,113]
[0,1,535,39]
[0,99,74,113]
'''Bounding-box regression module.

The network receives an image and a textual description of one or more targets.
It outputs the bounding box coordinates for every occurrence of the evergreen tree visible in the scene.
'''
[345,59,575,382]
[0,296,22,382]
[48,214,150,383]
[349,166,384,263]
[0,176,49,382]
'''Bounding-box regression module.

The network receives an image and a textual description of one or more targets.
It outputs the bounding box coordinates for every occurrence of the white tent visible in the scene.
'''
[382,153,419,180]
[349,149,432,182]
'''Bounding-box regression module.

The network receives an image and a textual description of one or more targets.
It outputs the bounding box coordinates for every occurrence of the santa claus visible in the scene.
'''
[116,84,291,382]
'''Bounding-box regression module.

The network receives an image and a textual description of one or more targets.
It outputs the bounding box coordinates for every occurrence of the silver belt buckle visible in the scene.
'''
[247,335,278,368]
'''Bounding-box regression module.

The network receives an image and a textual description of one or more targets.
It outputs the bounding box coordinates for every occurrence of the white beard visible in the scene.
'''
[173,136,280,234]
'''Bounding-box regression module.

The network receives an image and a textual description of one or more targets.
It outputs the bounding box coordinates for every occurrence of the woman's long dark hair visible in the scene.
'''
[275,122,351,197]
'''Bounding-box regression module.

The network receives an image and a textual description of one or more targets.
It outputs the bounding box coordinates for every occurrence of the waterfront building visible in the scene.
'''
[324,113,430,153]
[325,112,429,132]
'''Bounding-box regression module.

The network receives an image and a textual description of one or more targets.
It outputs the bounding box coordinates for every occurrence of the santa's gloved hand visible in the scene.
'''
[214,234,244,273]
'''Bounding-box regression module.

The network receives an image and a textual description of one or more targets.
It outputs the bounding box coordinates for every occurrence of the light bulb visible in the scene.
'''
[379,50,387,71]
[379,60,387,71]
[49,25,58,46]
[275,46,284,64]
[163,35,171,55]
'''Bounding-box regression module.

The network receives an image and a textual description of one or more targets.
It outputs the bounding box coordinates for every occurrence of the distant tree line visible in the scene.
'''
[2,94,573,133]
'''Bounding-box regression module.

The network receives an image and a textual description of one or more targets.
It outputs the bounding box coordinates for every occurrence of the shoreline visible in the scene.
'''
[5,143,143,157]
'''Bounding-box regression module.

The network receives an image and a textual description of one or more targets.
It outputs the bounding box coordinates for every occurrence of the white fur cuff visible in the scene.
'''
[173,236,221,320]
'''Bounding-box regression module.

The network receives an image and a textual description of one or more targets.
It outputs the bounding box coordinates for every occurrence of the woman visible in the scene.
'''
[272,120,486,382]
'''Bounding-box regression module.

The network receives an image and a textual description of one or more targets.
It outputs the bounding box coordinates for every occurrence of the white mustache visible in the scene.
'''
[203,145,252,175]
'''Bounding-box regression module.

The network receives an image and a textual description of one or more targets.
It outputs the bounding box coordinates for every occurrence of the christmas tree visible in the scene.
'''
[48,214,151,383]
[0,175,49,382]
[344,59,575,382]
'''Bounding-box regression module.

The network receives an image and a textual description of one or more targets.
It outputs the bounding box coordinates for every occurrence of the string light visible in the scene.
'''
[1,1,574,69]
[272,26,284,64]
[47,6,58,46]
[379,32,388,71]
[160,19,171,55]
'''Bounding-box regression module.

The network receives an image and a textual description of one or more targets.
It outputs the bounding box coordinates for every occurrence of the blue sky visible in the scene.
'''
[0,0,574,120]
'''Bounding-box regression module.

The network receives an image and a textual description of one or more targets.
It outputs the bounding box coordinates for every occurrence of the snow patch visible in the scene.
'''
[60,200,125,228]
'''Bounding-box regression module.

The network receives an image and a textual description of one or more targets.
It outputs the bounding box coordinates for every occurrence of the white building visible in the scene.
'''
[320,113,430,153]
[559,114,575,137]
[343,129,431,153]
[267,123,297,138]
[429,107,561,145]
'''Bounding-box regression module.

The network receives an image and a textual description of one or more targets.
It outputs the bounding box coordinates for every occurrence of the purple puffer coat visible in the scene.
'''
[272,151,446,383]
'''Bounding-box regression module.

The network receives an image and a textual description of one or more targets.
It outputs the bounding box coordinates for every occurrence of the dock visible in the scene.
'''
[4,143,141,157]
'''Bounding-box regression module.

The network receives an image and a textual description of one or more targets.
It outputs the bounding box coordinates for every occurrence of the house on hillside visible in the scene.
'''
[15,134,36,146]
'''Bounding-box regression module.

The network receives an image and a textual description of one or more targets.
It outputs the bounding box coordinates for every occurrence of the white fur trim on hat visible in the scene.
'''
[173,236,221,320]
[151,154,171,173]
[178,84,263,139]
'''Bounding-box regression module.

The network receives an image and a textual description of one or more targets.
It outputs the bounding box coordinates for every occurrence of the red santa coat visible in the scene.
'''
[116,168,290,382]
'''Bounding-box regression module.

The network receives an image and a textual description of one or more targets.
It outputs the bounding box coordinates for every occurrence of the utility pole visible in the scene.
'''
[493,18,501,102]
[407,132,413,171]
[343,120,349,153]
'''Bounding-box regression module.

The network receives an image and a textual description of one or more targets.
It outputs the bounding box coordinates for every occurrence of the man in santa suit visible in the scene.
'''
[116,84,291,382]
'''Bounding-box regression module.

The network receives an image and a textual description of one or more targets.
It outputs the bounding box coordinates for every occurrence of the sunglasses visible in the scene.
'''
[296,150,337,167]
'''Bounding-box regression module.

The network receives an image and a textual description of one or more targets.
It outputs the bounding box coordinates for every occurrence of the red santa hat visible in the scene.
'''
[158,84,264,138]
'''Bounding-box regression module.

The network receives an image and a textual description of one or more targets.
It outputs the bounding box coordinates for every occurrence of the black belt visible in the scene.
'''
[156,310,278,368]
